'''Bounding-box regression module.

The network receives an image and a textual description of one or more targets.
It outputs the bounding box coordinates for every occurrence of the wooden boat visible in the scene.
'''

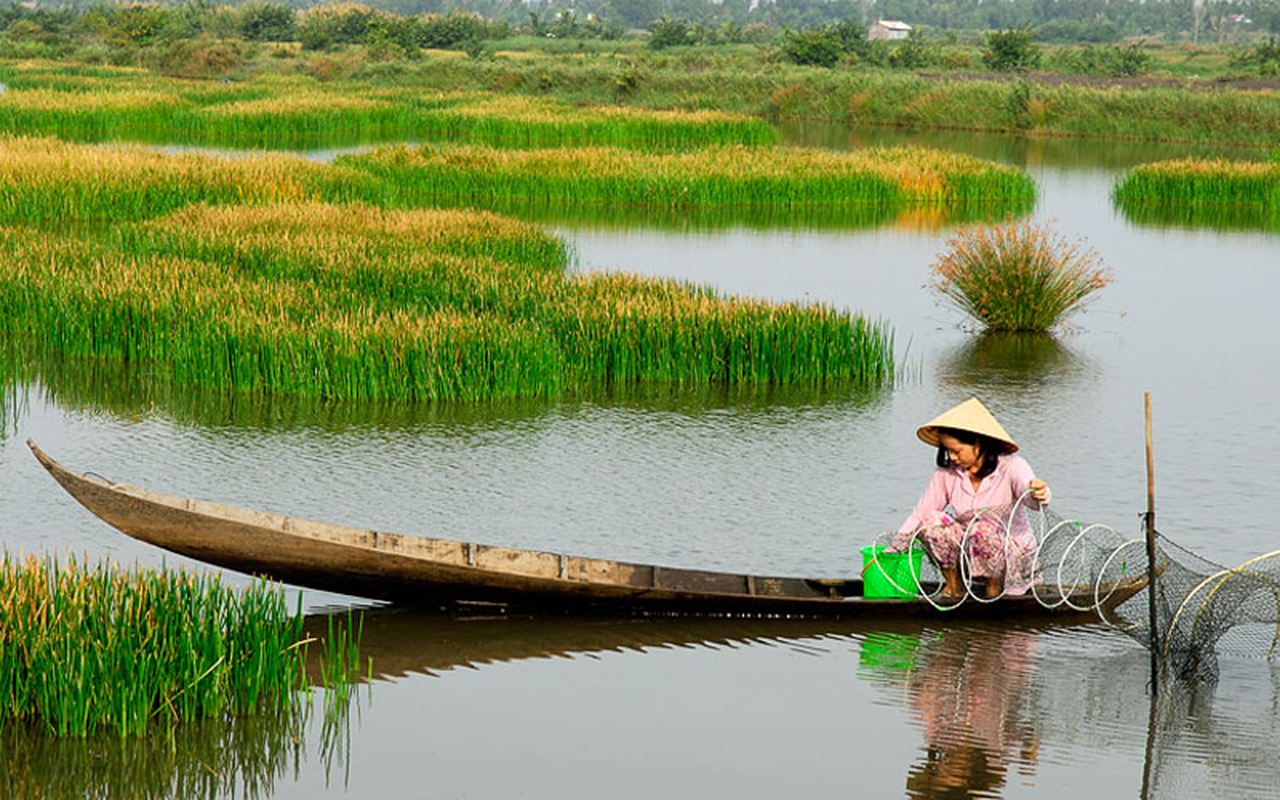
[28,439,1147,618]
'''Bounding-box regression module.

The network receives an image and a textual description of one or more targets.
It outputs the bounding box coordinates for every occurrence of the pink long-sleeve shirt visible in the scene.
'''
[898,454,1049,539]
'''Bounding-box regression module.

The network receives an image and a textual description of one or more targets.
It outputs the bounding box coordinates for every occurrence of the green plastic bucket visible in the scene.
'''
[861,545,924,599]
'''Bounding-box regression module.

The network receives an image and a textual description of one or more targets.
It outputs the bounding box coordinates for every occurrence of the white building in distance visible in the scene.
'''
[868,20,912,41]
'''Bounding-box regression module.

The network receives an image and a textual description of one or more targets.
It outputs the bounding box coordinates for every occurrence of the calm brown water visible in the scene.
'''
[3,125,1279,799]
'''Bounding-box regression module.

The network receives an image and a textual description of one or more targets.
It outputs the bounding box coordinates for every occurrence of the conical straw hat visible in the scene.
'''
[916,397,1018,453]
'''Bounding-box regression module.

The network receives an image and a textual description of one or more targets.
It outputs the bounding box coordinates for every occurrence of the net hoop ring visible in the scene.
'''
[1094,538,1148,630]
[1165,549,1280,669]
[1055,523,1125,612]
[959,505,1015,605]
[1024,517,1085,604]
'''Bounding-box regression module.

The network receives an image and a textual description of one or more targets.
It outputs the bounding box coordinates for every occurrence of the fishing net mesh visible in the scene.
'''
[877,500,1280,683]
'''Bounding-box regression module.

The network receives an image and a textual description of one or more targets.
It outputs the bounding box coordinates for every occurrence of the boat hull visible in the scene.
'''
[28,440,1144,618]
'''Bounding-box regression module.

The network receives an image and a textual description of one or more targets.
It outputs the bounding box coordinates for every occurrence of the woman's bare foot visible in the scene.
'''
[941,566,965,600]
[984,577,1004,599]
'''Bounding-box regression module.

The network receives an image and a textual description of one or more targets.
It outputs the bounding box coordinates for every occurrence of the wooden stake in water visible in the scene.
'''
[1144,392,1160,691]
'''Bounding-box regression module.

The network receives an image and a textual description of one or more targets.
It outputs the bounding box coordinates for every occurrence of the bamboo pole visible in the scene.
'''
[1145,392,1160,691]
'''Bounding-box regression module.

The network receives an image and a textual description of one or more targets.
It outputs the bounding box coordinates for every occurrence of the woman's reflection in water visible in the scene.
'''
[902,628,1041,799]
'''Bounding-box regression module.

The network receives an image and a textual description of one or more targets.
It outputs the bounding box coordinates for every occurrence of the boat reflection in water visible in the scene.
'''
[6,608,1278,799]
[302,605,888,680]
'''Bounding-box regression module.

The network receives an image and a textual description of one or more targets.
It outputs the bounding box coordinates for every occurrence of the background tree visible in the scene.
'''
[983,27,1041,71]
[239,3,297,42]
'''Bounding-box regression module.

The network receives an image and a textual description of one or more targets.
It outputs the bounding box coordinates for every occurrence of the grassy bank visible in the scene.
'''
[1113,157,1280,230]
[346,142,1036,212]
[0,60,775,149]
[6,54,1280,150]
[330,54,1280,149]
[0,139,894,399]
[0,346,886,450]
[0,135,381,223]
[0,553,355,738]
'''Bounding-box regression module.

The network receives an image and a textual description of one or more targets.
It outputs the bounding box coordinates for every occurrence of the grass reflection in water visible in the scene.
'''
[1115,199,1280,233]
[0,343,891,438]
[2,706,308,800]
[1113,156,1280,233]
[935,331,1095,389]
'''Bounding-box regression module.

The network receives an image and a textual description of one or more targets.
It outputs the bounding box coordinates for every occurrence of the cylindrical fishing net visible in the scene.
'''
[872,496,1280,683]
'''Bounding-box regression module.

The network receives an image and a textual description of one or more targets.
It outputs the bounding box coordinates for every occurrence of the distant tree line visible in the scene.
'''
[1,0,1278,56]
[0,2,510,56]
[575,0,1280,40]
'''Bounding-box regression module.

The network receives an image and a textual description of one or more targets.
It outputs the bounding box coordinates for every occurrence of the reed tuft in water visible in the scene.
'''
[1113,157,1280,211]
[345,143,1037,212]
[0,552,360,738]
[928,221,1113,332]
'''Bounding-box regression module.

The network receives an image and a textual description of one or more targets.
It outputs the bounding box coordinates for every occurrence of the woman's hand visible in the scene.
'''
[1029,479,1049,503]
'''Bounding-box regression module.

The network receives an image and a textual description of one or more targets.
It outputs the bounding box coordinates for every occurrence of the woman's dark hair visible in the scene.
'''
[933,427,1005,478]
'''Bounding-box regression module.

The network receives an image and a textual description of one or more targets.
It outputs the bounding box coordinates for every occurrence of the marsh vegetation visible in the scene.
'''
[928,221,1113,332]
[0,139,903,400]
[0,553,362,738]
[346,142,1036,211]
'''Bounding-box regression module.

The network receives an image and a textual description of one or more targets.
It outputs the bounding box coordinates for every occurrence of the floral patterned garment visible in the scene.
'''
[889,455,1049,595]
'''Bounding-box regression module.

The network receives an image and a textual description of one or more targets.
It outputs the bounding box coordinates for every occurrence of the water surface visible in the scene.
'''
[3,124,1279,798]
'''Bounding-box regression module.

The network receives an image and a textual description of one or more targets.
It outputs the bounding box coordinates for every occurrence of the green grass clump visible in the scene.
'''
[344,143,1036,213]
[0,553,350,738]
[1113,157,1280,230]
[0,203,892,401]
[0,135,384,224]
[928,221,1113,332]
[0,138,892,400]
[1114,157,1280,208]
[0,135,1030,232]
[0,62,775,149]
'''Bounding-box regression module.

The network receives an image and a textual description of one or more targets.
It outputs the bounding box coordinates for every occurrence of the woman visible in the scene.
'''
[889,397,1049,599]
